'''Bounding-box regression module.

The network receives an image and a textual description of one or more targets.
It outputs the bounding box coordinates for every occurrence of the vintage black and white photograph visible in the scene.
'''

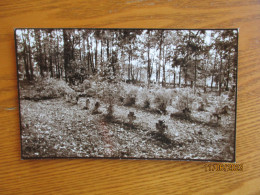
[15,29,238,161]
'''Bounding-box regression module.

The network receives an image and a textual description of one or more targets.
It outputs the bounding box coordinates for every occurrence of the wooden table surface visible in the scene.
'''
[0,0,260,194]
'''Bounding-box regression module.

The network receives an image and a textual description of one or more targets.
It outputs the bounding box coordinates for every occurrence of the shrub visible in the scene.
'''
[124,90,137,107]
[124,96,136,106]
[85,88,96,97]
[20,77,74,101]
[82,79,92,90]
[127,111,136,127]
[175,88,195,112]
[198,102,205,111]
[156,120,168,134]
[118,96,124,104]
[154,93,168,114]
[143,99,151,109]
[97,81,124,105]
[220,105,229,115]
[209,112,221,125]
[171,107,192,121]
[92,102,101,114]
[83,99,90,110]
[104,104,114,121]
[213,94,230,114]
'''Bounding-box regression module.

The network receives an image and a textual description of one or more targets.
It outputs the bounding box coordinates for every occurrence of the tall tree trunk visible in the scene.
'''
[23,42,30,81]
[82,38,86,65]
[193,55,197,93]
[218,52,223,96]
[162,46,166,87]
[173,71,176,88]
[63,29,70,82]
[106,39,109,61]
[95,39,98,72]
[147,34,151,88]
[71,36,75,61]
[210,74,214,91]
[179,66,181,87]
[131,53,134,80]
[44,45,47,75]
[128,51,131,80]
[56,34,60,78]
[27,36,33,80]
[34,30,45,77]
[87,37,91,73]
[158,31,163,84]
[100,39,103,73]
[211,53,217,91]
[91,53,95,73]
[49,55,53,77]
[226,50,231,91]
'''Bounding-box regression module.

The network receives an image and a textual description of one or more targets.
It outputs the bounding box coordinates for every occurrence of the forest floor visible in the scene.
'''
[20,86,236,161]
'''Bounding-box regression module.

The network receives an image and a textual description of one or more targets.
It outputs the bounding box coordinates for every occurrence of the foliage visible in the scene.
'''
[143,99,151,109]
[175,88,195,111]
[170,108,192,121]
[103,104,114,121]
[20,78,74,101]
[153,93,168,114]
[124,89,137,107]
[16,29,237,97]
[156,120,168,134]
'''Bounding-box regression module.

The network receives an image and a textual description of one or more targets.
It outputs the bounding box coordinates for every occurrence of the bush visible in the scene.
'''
[124,89,137,107]
[154,93,168,114]
[124,96,136,106]
[96,81,124,105]
[201,94,209,106]
[127,111,136,127]
[92,102,101,114]
[85,88,96,97]
[20,77,74,101]
[209,112,221,126]
[156,120,168,134]
[143,99,151,109]
[213,94,230,114]
[171,107,192,121]
[103,104,114,121]
[198,102,205,111]
[118,96,124,104]
[175,88,195,112]
[82,79,92,90]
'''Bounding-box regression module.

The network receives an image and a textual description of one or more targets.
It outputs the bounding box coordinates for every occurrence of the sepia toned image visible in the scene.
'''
[15,29,238,161]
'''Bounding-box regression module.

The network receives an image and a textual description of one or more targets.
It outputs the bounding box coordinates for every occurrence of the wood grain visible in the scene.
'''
[0,0,260,194]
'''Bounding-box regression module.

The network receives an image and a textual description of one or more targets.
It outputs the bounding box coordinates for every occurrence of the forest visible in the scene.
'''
[16,29,238,161]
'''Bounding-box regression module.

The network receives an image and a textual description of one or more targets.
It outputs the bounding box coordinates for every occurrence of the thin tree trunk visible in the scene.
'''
[147,33,151,88]
[158,31,163,84]
[23,42,30,81]
[218,52,223,96]
[100,39,103,73]
[95,39,98,73]
[226,51,231,91]
[162,46,166,87]
[106,39,109,61]
[179,66,181,87]
[27,36,33,80]
[128,51,131,80]
[63,29,70,82]
[173,72,176,88]
[44,45,47,75]
[193,55,197,93]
